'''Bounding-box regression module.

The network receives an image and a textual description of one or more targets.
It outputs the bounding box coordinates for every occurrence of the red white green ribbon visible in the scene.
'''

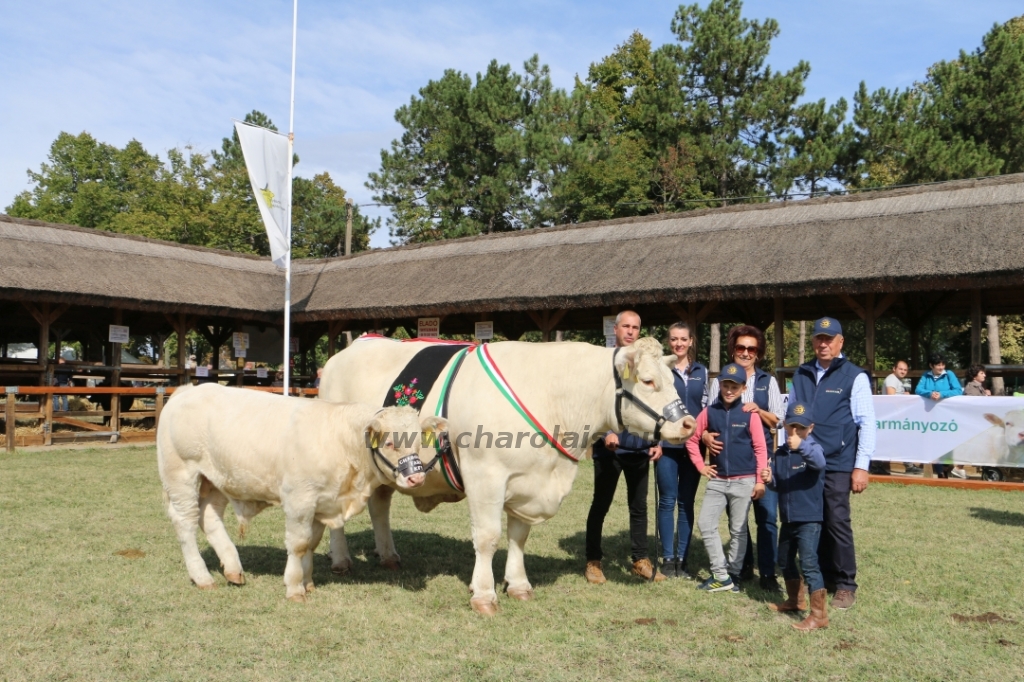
[476,343,579,462]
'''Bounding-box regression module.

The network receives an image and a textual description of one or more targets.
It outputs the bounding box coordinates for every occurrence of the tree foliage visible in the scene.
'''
[7,111,377,258]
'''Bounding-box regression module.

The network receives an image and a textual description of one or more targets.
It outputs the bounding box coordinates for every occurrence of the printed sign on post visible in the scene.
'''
[195,366,209,377]
[256,367,268,379]
[418,317,440,339]
[289,337,299,354]
[235,348,247,358]
[603,316,616,337]
[605,335,617,348]
[474,321,494,340]
[108,325,130,344]
[232,332,250,350]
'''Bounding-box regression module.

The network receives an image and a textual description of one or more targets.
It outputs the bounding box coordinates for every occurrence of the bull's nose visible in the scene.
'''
[407,472,425,488]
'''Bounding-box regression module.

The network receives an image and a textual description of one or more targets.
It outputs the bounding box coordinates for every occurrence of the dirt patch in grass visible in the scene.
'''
[113,548,146,559]
[952,612,1013,624]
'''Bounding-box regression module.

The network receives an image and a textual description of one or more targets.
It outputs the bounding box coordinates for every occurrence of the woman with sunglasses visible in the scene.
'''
[655,322,708,579]
[704,325,785,592]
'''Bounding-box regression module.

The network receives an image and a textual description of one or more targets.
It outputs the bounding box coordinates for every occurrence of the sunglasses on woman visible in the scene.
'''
[734,344,758,355]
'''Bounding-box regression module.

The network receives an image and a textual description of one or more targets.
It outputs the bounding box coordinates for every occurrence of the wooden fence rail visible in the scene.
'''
[2,385,319,453]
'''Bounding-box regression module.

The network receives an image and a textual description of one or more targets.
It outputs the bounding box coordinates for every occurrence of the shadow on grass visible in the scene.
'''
[203,527,583,591]
[969,507,1024,527]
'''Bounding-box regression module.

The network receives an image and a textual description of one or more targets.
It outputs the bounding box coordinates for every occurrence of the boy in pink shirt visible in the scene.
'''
[686,363,769,592]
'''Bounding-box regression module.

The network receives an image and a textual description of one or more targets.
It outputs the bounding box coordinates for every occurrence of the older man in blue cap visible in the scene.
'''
[790,317,875,611]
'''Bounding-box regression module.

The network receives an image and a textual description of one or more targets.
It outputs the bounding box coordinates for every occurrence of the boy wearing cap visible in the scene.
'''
[763,401,828,631]
[686,363,769,593]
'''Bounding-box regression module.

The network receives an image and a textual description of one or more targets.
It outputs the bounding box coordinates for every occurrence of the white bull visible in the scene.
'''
[157,383,445,601]
[320,336,695,614]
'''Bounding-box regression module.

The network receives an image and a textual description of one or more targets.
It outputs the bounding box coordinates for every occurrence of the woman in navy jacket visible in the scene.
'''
[655,322,708,578]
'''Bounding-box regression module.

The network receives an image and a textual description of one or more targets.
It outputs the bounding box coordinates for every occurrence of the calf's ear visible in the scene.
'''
[365,419,384,448]
[614,344,638,380]
[984,413,1005,427]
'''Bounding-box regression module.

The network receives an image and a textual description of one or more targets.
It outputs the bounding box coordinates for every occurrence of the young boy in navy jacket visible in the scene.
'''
[686,363,768,593]
[762,400,828,631]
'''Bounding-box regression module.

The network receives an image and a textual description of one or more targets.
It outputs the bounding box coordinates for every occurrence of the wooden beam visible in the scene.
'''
[970,289,983,365]
[874,292,899,318]
[5,390,15,453]
[839,294,866,321]
[773,298,785,371]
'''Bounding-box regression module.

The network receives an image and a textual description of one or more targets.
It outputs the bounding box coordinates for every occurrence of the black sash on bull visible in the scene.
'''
[382,343,471,491]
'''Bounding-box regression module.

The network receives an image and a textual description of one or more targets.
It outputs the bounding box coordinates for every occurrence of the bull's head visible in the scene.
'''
[613,337,696,445]
[365,408,448,489]
[985,410,1024,448]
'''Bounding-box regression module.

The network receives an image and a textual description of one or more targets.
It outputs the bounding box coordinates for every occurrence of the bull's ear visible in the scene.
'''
[984,413,1005,427]
[365,419,384,449]
[614,344,638,380]
[663,354,677,368]
[420,416,449,449]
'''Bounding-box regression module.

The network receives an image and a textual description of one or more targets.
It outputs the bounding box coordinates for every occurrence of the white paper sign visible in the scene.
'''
[256,367,268,379]
[235,348,246,358]
[475,321,494,340]
[603,316,616,336]
[195,366,209,377]
[605,335,617,348]
[289,337,299,354]
[232,332,250,350]
[418,317,440,339]
[874,395,1024,466]
[108,325,130,344]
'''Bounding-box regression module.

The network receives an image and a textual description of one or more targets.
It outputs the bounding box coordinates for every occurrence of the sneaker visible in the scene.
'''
[675,559,694,580]
[951,467,967,479]
[584,560,606,585]
[631,558,667,582]
[831,589,856,610]
[698,575,738,593]
[661,559,677,579]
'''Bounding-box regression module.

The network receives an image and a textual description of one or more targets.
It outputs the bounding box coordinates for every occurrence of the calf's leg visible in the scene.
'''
[284,511,316,602]
[303,520,326,593]
[160,463,215,589]
[504,514,534,601]
[369,486,401,569]
[198,480,244,586]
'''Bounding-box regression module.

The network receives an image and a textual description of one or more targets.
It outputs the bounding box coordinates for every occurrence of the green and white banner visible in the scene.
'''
[874,396,1024,466]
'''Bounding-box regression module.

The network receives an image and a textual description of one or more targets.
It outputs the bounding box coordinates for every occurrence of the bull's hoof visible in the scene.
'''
[304,583,315,593]
[507,587,535,601]
[224,572,245,586]
[330,559,352,575]
[381,557,401,571]
[287,593,306,603]
[470,598,498,616]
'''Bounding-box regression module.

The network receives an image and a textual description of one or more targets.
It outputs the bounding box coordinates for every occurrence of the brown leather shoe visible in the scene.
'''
[793,588,829,631]
[631,558,666,582]
[585,560,607,584]
[768,579,807,612]
[831,588,856,610]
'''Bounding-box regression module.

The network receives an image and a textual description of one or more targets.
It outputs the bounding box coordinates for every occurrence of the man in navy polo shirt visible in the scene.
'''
[790,317,875,611]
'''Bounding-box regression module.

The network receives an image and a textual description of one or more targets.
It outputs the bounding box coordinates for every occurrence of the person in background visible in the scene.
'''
[704,325,785,593]
[52,357,72,412]
[687,363,769,593]
[963,364,991,396]
[655,321,707,579]
[585,310,665,584]
[877,360,921,475]
[915,352,964,478]
[790,317,875,611]
[313,367,323,389]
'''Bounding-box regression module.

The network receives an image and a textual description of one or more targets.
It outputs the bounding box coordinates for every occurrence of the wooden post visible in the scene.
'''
[39,302,51,387]
[111,387,121,438]
[799,320,806,365]
[111,308,123,391]
[345,200,353,257]
[970,289,983,365]
[865,293,876,391]
[43,388,53,446]
[528,310,566,343]
[710,324,721,373]
[5,389,16,453]
[773,298,785,374]
[155,387,165,431]
[987,315,1005,396]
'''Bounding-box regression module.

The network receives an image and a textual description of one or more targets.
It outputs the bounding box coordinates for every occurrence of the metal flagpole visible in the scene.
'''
[283,0,298,395]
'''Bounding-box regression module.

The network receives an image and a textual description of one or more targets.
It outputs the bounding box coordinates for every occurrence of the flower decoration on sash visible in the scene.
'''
[392,377,425,407]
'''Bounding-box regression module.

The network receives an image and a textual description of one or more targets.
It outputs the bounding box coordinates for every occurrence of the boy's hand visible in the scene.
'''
[786,433,803,450]
[741,402,759,414]
[701,464,717,479]
[760,467,771,484]
[702,431,723,455]
[752,482,766,500]
[648,444,662,462]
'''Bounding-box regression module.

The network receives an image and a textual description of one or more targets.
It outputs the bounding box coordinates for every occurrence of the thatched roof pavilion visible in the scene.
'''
[3,173,1024,383]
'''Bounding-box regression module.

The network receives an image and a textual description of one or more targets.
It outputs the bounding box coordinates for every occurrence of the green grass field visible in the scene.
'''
[2,446,1023,681]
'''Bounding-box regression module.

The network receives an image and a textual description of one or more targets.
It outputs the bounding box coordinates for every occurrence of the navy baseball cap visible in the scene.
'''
[812,317,842,337]
[719,363,746,384]
[785,401,814,427]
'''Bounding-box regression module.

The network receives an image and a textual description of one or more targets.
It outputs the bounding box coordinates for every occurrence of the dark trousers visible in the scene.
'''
[741,486,779,578]
[778,521,824,592]
[819,470,857,592]
[586,453,650,562]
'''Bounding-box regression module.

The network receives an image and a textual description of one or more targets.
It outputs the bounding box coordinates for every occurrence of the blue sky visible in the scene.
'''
[1,1,1020,248]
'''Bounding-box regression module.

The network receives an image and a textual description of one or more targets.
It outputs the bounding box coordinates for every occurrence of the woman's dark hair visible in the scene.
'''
[928,352,946,366]
[667,321,695,362]
[967,363,986,382]
[728,325,766,362]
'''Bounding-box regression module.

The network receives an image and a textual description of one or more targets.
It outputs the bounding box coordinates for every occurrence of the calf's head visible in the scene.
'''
[365,407,449,489]
[985,410,1024,448]
[613,337,696,445]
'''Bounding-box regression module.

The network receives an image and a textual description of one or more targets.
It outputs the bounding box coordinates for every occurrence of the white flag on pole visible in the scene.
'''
[234,121,291,268]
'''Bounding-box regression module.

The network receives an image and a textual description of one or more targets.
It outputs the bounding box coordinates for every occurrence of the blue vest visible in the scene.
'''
[791,357,865,473]
[662,362,707,453]
[750,368,775,449]
[705,400,756,478]
[771,437,826,523]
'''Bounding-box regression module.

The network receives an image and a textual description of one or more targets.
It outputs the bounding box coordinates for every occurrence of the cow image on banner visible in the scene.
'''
[873,395,1024,467]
